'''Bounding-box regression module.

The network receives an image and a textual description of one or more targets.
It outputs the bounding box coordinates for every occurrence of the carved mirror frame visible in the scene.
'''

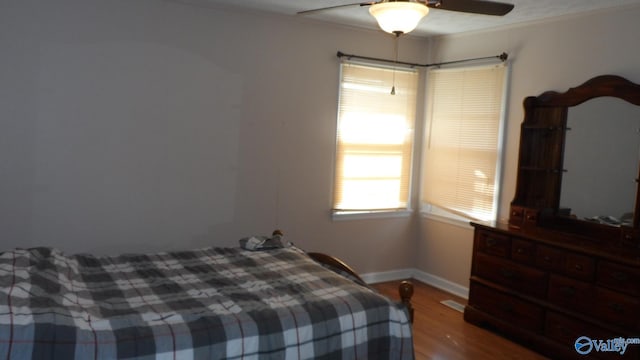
[508,75,640,247]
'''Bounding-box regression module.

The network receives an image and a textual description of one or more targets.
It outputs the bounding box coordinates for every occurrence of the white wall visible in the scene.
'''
[0,0,428,273]
[418,4,640,289]
[8,0,638,288]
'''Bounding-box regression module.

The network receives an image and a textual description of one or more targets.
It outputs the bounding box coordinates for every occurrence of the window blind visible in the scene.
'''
[333,62,418,211]
[421,64,507,221]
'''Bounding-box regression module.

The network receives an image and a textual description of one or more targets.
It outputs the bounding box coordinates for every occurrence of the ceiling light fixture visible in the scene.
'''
[368,0,430,36]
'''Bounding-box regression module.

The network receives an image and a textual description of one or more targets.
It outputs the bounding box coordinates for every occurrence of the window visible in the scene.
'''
[333,62,419,214]
[421,64,507,222]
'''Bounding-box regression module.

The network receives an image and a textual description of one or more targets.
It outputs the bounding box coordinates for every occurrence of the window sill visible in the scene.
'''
[332,209,414,221]
[420,212,474,230]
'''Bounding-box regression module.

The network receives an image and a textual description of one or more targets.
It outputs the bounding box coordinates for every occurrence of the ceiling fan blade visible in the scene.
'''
[297,2,375,15]
[429,0,514,16]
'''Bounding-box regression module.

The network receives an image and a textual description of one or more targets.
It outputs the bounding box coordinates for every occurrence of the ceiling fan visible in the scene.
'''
[298,0,514,35]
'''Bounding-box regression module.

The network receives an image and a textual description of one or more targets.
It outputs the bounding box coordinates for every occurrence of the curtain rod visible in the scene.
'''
[336,51,508,68]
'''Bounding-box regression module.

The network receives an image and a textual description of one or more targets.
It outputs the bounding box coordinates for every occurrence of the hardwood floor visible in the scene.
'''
[372,280,550,360]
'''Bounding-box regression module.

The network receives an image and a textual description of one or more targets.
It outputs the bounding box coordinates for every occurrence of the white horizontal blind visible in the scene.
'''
[334,62,418,211]
[421,64,506,221]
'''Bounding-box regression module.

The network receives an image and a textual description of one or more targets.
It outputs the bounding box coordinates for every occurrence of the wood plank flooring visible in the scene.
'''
[372,280,550,360]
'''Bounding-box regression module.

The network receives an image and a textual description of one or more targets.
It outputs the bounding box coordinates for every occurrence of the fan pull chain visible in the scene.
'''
[391,33,399,95]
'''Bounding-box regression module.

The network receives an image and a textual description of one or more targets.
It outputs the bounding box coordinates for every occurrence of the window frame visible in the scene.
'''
[331,60,420,219]
[420,62,510,226]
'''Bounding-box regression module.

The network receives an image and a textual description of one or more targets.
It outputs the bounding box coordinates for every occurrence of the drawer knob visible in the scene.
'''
[516,248,525,254]
[612,272,628,281]
[609,303,625,313]
[555,324,569,336]
[543,255,552,262]
[560,286,576,297]
[574,264,583,271]
[486,239,497,247]
[501,269,516,279]
[500,302,514,313]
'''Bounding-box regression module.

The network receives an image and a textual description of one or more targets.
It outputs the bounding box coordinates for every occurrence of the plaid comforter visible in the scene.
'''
[0,245,413,359]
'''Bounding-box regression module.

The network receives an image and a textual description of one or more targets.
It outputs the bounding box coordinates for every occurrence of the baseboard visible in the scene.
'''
[361,268,414,285]
[362,268,469,300]
[412,270,469,299]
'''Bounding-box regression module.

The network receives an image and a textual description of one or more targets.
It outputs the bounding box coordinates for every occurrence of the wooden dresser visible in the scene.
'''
[464,76,640,359]
[465,222,640,359]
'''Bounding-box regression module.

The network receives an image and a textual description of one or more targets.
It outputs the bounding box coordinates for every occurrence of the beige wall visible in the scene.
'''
[0,0,427,273]
[418,4,640,290]
[4,0,640,289]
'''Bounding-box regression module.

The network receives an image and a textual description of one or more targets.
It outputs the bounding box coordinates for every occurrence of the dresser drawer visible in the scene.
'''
[509,206,524,228]
[475,253,547,298]
[592,287,640,330]
[469,282,544,331]
[547,275,593,313]
[470,224,640,360]
[476,230,511,258]
[597,261,640,296]
[545,312,639,359]
[511,238,536,264]
[545,312,613,348]
[564,253,595,281]
[535,244,565,272]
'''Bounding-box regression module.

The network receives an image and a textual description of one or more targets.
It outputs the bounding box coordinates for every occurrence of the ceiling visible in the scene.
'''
[189,0,640,37]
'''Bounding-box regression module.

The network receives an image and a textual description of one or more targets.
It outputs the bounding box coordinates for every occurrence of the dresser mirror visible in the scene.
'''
[509,75,640,245]
[560,97,640,226]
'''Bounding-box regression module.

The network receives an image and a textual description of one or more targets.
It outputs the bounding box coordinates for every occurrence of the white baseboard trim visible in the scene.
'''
[361,269,414,285]
[412,270,469,299]
[362,268,469,300]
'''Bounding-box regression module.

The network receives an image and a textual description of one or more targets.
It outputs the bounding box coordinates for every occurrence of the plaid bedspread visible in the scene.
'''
[0,245,413,359]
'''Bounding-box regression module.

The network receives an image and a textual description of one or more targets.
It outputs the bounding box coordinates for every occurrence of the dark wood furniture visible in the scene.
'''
[508,75,640,244]
[464,76,640,359]
[466,222,640,359]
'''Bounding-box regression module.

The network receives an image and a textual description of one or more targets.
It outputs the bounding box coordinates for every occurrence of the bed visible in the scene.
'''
[0,231,414,359]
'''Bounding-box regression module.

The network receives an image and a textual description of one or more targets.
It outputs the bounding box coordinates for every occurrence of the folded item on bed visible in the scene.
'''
[239,232,292,251]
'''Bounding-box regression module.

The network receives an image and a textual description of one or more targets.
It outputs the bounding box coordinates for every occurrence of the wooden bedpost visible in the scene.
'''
[399,281,414,323]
